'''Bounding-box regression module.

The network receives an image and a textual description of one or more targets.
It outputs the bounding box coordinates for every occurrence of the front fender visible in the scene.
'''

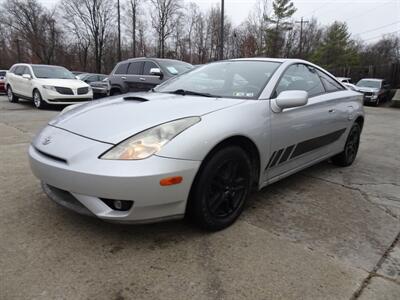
[156,100,271,168]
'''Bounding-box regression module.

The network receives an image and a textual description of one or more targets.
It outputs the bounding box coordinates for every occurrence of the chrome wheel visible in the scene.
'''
[33,91,41,108]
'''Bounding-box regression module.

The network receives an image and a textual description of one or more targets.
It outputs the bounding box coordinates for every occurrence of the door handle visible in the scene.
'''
[328,108,336,113]
[139,77,146,81]
[121,76,127,80]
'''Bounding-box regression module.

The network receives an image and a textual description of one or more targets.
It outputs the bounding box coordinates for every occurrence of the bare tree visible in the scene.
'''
[2,0,61,64]
[62,0,115,73]
[150,0,181,58]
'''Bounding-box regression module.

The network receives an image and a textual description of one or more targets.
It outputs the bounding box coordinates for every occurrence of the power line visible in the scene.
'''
[363,29,400,42]
[354,21,400,36]
[343,0,397,23]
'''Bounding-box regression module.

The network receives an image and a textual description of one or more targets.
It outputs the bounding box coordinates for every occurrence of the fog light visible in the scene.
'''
[114,200,122,210]
[100,198,134,211]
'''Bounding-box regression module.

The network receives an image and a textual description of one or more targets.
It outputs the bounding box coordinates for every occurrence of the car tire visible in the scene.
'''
[331,123,361,167]
[7,86,18,103]
[33,90,47,109]
[186,146,253,231]
[110,89,121,96]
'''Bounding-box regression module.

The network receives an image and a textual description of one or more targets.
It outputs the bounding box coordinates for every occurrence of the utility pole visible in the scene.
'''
[219,0,224,60]
[131,0,136,58]
[295,17,309,58]
[117,0,122,61]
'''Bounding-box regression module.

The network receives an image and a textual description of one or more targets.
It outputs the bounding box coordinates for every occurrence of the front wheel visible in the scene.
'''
[33,90,47,109]
[331,123,361,167]
[7,86,18,103]
[187,146,253,231]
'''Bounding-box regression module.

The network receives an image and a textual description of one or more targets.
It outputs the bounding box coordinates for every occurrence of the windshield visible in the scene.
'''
[155,61,281,99]
[32,66,76,79]
[356,80,381,89]
[77,73,89,80]
[158,60,193,75]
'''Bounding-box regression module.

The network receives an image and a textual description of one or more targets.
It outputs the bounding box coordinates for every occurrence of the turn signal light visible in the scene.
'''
[160,176,183,186]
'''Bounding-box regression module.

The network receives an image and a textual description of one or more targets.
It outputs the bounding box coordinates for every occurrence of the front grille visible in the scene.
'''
[55,87,74,95]
[35,147,67,164]
[77,87,89,95]
[44,184,94,216]
[363,92,373,97]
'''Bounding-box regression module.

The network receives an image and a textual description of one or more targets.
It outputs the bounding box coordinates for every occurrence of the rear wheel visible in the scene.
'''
[331,123,361,167]
[33,90,47,109]
[187,146,252,231]
[110,88,121,96]
[7,86,18,103]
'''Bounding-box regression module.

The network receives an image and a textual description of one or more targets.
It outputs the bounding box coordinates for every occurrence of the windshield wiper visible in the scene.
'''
[167,89,220,98]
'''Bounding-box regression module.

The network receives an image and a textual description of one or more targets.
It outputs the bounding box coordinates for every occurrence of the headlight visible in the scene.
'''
[100,117,201,160]
[43,85,56,91]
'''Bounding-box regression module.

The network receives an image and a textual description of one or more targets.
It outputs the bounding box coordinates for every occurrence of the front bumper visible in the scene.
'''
[29,126,201,223]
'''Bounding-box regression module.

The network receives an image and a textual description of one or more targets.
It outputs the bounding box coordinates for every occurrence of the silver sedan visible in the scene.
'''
[29,58,365,230]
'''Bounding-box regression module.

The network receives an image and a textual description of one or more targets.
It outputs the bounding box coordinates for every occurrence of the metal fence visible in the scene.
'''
[329,63,400,88]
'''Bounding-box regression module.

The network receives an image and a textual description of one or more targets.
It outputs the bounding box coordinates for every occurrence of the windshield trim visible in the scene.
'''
[155,60,282,100]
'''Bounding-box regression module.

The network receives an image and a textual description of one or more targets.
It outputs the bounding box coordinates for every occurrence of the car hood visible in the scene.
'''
[49,92,245,144]
[36,78,89,88]
[356,87,379,93]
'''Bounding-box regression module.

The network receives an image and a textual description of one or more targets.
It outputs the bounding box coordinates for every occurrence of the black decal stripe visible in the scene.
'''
[270,148,284,168]
[266,151,277,169]
[291,128,346,159]
[279,145,295,164]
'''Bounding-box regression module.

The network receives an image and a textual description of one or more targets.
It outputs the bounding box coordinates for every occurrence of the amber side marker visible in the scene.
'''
[160,176,183,186]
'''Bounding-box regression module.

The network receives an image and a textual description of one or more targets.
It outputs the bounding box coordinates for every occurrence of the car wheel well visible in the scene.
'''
[202,136,261,188]
[355,116,364,131]
[110,86,121,95]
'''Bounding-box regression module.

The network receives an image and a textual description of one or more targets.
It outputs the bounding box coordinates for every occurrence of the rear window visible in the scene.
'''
[115,63,129,74]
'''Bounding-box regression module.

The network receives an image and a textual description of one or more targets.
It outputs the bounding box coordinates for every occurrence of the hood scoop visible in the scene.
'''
[123,96,149,102]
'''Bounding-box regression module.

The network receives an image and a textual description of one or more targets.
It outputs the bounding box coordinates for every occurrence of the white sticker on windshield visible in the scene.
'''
[167,67,178,74]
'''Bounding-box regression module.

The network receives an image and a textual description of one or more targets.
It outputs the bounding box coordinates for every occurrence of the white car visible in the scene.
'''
[6,64,93,109]
[337,77,357,91]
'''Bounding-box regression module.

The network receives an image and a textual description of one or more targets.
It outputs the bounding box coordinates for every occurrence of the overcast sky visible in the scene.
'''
[39,0,400,43]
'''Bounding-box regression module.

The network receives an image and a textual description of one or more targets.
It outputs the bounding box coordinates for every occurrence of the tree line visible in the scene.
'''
[0,0,399,75]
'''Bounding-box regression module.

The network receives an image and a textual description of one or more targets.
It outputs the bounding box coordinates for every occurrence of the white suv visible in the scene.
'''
[6,64,93,109]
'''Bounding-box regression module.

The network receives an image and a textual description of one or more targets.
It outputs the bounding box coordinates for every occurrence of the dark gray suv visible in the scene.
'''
[108,58,193,95]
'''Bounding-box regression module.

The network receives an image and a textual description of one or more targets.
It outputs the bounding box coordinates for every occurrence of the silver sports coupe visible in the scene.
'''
[29,58,365,230]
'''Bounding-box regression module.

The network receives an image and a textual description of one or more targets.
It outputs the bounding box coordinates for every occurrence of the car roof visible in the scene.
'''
[120,57,190,64]
[337,77,350,80]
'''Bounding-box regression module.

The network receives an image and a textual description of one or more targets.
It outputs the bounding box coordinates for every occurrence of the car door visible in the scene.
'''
[142,61,163,90]
[266,63,346,181]
[12,66,24,94]
[126,61,144,92]
[19,66,34,98]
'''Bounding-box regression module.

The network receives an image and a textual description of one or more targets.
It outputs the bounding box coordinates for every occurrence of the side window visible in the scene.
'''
[275,64,325,98]
[127,62,142,75]
[24,67,32,76]
[115,63,129,75]
[317,71,344,92]
[143,61,158,75]
[14,66,24,76]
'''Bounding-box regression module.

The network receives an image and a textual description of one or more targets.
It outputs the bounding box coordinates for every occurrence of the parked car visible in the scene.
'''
[77,73,109,98]
[6,64,93,109]
[337,77,357,91]
[0,70,7,94]
[71,71,85,76]
[29,58,364,230]
[355,78,390,106]
[108,57,193,95]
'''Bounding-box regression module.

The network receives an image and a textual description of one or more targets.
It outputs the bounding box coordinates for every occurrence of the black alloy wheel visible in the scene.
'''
[187,146,252,231]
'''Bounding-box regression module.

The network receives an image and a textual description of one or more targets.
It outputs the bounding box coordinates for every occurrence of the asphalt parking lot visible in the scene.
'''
[1,96,400,300]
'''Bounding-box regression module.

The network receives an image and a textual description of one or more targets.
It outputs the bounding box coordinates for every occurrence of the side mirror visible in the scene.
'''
[272,90,308,112]
[22,74,31,80]
[150,68,162,77]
